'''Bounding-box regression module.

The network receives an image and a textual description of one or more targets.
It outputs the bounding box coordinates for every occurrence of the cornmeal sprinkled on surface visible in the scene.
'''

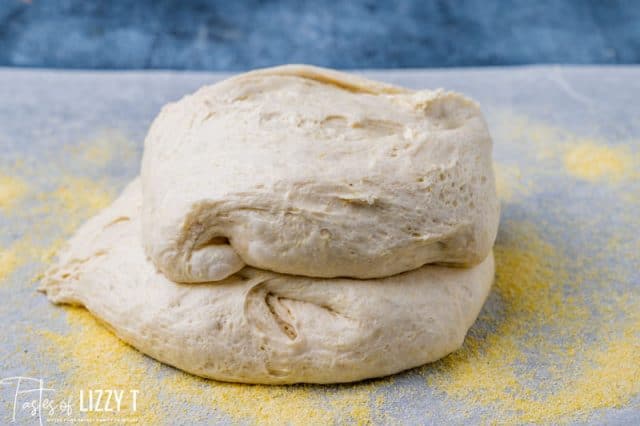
[67,130,138,168]
[564,142,632,181]
[162,371,380,425]
[52,177,114,216]
[425,219,640,423]
[1,111,639,425]
[0,245,20,282]
[493,163,529,202]
[42,308,165,424]
[0,174,27,210]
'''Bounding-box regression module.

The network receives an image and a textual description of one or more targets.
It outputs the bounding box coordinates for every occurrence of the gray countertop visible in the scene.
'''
[0,66,639,424]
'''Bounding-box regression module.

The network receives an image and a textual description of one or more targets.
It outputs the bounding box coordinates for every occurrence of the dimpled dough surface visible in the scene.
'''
[42,178,494,384]
[141,65,499,283]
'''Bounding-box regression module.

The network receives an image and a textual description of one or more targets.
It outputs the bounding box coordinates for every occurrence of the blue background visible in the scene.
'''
[0,0,638,70]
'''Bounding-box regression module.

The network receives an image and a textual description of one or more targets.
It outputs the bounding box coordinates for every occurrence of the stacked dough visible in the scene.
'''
[41,65,499,384]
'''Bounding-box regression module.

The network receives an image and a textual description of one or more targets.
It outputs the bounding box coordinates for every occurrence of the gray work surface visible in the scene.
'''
[0,66,639,424]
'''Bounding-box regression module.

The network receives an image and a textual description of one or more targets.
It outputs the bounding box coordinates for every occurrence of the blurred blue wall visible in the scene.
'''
[0,0,638,70]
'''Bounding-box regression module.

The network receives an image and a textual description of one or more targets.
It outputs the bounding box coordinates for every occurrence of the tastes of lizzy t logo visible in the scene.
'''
[0,376,140,424]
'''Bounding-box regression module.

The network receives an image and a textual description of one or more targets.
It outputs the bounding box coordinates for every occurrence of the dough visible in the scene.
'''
[41,179,494,384]
[42,66,499,384]
[141,65,499,283]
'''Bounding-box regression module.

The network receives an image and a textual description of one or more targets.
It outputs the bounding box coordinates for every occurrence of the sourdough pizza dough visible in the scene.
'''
[41,179,494,384]
[141,65,499,283]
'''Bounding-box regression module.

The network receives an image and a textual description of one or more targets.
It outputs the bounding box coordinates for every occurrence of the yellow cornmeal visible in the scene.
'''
[42,308,165,424]
[163,371,379,425]
[493,163,530,203]
[0,237,59,284]
[493,111,637,183]
[1,120,637,424]
[52,177,114,216]
[67,130,138,168]
[495,111,568,162]
[564,142,632,181]
[0,174,27,210]
[42,308,379,425]
[0,236,69,285]
[0,172,113,285]
[427,219,640,423]
[0,245,19,282]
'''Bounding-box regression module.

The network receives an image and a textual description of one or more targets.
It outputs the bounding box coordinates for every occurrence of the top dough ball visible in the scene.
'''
[141,65,499,283]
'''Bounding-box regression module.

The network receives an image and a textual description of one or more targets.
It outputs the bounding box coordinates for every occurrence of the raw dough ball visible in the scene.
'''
[141,65,499,283]
[41,179,494,384]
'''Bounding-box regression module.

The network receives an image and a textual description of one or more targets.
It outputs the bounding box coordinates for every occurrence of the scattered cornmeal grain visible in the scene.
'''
[426,219,640,423]
[162,367,380,425]
[0,245,20,282]
[68,130,138,168]
[42,308,166,424]
[3,113,638,424]
[493,163,529,203]
[52,177,114,215]
[0,174,27,210]
[564,142,631,181]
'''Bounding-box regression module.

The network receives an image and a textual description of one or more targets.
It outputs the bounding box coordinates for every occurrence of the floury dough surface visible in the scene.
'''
[42,179,494,384]
[141,65,500,283]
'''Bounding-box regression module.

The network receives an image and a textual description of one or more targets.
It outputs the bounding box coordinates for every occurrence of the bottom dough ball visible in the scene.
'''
[41,178,494,384]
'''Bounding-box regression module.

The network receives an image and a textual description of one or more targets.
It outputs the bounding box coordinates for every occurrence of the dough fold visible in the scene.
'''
[41,179,494,384]
[141,65,500,283]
